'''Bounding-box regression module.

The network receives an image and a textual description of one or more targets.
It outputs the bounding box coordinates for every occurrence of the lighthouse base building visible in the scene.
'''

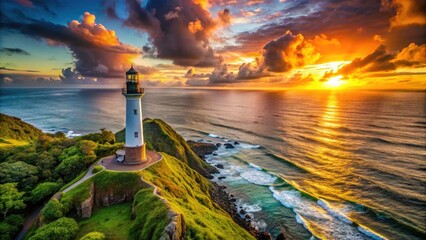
[117,66,147,164]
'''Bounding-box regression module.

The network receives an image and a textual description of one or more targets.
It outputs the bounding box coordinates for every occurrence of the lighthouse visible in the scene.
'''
[121,66,147,164]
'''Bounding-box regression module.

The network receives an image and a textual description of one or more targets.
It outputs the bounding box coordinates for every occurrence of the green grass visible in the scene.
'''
[75,203,133,240]
[0,137,29,148]
[92,165,103,174]
[61,179,93,214]
[140,154,255,240]
[60,170,88,192]
[129,188,170,240]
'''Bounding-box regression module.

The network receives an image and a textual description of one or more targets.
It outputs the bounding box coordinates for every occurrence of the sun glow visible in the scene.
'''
[324,75,344,88]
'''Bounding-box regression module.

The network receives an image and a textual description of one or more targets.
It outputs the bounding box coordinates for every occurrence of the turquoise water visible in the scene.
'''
[1,88,425,239]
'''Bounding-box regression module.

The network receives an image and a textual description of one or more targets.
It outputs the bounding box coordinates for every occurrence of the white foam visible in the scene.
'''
[358,226,387,240]
[241,203,262,213]
[66,130,82,138]
[248,163,263,170]
[270,187,369,240]
[239,143,261,149]
[208,133,219,138]
[240,169,277,186]
[317,199,353,224]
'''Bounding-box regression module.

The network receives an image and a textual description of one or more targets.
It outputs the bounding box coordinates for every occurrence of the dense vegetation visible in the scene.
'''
[0,114,123,240]
[2,114,254,240]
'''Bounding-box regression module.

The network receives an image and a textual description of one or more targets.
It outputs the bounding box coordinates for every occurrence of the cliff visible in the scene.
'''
[116,118,218,178]
[0,113,43,148]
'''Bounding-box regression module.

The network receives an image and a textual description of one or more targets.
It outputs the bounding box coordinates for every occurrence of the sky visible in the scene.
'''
[0,0,425,89]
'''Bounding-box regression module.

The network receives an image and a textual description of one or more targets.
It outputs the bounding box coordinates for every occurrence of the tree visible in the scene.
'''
[31,182,61,202]
[28,217,78,240]
[0,183,25,219]
[0,161,39,186]
[41,199,63,223]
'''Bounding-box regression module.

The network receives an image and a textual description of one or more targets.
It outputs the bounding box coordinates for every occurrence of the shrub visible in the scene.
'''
[31,182,61,202]
[92,165,103,174]
[28,217,78,240]
[40,199,63,223]
[79,231,106,240]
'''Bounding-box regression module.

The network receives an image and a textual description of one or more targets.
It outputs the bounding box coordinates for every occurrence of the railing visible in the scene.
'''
[122,88,144,94]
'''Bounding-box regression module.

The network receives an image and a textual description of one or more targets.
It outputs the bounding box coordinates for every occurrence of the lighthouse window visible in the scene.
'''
[134,132,138,138]
[134,109,137,115]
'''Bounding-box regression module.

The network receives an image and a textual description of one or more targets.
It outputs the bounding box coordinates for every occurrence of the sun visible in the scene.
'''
[324,75,344,88]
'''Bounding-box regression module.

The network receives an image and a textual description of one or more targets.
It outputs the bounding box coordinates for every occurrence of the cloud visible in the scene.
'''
[263,31,320,72]
[208,64,236,84]
[1,12,142,78]
[0,73,60,87]
[0,66,38,72]
[59,67,96,84]
[237,58,267,79]
[217,8,231,26]
[186,78,209,86]
[0,48,30,56]
[337,43,426,75]
[109,0,221,67]
[381,0,426,28]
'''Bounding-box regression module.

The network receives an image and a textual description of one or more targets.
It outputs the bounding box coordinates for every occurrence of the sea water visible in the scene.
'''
[1,88,425,239]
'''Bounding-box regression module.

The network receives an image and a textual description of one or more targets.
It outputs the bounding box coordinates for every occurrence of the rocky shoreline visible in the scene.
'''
[187,141,286,240]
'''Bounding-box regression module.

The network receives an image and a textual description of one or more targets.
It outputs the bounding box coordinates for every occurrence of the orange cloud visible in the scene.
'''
[188,19,204,33]
[382,0,426,28]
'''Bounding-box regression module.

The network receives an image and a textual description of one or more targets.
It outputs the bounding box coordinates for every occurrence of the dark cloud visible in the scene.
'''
[59,67,96,84]
[237,59,267,80]
[381,0,426,28]
[208,64,236,84]
[12,0,60,16]
[221,0,411,53]
[0,66,38,72]
[263,31,319,72]
[108,0,222,67]
[0,48,30,56]
[1,12,142,79]
[338,43,426,75]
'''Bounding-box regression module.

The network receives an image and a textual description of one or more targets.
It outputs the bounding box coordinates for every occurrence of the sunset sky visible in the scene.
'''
[0,0,425,89]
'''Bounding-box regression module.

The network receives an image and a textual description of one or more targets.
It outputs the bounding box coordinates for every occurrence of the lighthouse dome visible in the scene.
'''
[126,66,138,75]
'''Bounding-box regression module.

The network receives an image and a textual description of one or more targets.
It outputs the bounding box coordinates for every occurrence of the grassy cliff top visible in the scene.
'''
[0,113,43,147]
[116,118,217,178]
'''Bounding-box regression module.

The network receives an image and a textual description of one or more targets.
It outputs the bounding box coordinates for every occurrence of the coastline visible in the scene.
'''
[188,140,278,240]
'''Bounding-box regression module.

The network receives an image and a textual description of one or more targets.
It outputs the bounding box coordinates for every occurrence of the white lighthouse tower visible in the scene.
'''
[121,66,147,164]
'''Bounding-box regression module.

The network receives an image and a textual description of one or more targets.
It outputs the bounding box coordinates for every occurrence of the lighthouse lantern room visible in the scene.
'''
[120,66,147,164]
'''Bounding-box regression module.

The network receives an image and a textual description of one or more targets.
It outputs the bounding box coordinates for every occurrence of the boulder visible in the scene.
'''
[215,164,224,169]
[234,141,240,145]
[224,143,235,149]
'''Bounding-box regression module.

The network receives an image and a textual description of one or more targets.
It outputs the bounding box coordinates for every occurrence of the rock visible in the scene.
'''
[239,209,247,215]
[245,214,251,220]
[218,176,226,180]
[276,233,286,240]
[212,153,217,156]
[257,232,272,240]
[187,140,218,159]
[80,183,94,218]
[224,143,235,149]
[215,164,224,169]
[216,143,222,147]
[234,141,240,145]
[230,198,237,202]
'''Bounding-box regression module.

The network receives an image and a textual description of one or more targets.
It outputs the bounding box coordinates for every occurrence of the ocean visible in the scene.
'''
[1,88,425,239]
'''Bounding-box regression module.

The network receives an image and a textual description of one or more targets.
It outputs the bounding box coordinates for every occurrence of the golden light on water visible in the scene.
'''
[324,75,344,88]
